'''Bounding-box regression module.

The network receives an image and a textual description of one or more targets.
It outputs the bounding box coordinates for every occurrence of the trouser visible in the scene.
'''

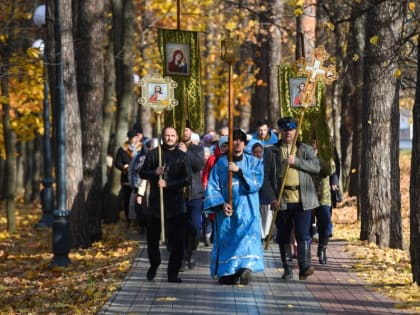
[202,213,213,236]
[314,205,332,239]
[275,203,312,244]
[120,185,131,220]
[146,213,186,277]
[185,199,203,259]
[276,203,312,272]
[314,205,332,263]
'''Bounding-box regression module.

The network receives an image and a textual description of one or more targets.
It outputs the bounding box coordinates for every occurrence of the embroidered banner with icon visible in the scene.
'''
[157,29,203,133]
[278,64,333,161]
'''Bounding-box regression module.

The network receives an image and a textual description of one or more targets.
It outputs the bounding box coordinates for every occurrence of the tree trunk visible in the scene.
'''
[1,7,17,233]
[31,136,41,202]
[236,0,257,132]
[251,1,269,125]
[103,0,134,223]
[23,141,34,203]
[348,2,366,201]
[1,59,17,233]
[267,0,283,128]
[360,0,403,248]
[73,0,106,246]
[410,38,420,284]
[58,0,85,247]
[137,0,153,138]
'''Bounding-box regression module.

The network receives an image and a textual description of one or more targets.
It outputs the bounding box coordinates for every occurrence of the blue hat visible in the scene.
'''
[278,117,298,131]
[218,135,228,148]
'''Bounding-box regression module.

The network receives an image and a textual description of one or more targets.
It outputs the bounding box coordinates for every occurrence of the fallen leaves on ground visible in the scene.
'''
[332,151,420,313]
[0,205,139,315]
[0,152,419,314]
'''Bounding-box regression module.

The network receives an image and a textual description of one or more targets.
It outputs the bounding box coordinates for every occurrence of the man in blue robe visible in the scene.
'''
[204,129,264,285]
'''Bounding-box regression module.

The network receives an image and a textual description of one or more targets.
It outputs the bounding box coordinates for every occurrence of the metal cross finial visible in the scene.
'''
[295,46,338,107]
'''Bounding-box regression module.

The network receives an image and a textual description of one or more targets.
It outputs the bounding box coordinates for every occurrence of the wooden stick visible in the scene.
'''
[264,109,306,250]
[156,111,165,243]
[227,63,234,206]
[176,0,180,30]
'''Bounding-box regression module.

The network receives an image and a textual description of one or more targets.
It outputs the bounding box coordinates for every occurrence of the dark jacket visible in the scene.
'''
[139,146,192,218]
[184,143,205,200]
[115,142,142,185]
[262,141,320,211]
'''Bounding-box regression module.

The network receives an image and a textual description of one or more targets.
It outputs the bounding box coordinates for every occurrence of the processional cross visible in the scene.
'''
[295,46,338,106]
[264,46,338,250]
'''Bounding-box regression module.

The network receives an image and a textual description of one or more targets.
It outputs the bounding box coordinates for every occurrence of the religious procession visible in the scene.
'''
[2,1,418,314]
[126,40,339,286]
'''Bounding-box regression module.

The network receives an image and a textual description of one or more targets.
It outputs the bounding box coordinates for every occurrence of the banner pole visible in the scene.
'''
[156,111,165,243]
[264,109,305,250]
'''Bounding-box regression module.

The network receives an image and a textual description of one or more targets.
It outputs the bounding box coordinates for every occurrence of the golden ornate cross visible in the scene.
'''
[295,46,338,106]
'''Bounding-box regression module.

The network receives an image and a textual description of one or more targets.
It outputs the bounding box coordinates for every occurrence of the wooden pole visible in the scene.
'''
[176,0,181,30]
[227,63,234,205]
[156,111,165,243]
[264,109,306,250]
[220,29,239,206]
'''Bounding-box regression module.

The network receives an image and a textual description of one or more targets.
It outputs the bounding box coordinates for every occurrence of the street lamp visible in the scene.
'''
[51,0,71,267]
[33,5,54,229]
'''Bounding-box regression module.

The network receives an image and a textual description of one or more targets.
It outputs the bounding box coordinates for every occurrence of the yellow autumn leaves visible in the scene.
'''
[332,152,419,313]
[0,204,139,315]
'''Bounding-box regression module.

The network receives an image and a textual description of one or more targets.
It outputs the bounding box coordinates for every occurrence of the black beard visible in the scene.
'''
[163,143,177,150]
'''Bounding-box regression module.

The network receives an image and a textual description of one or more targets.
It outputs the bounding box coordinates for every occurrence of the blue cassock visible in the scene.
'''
[204,152,265,277]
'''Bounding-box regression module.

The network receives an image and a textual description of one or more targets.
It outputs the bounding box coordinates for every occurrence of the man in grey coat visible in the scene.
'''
[262,117,320,280]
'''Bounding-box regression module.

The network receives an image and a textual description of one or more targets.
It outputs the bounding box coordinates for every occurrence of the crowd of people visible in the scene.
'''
[113,118,340,284]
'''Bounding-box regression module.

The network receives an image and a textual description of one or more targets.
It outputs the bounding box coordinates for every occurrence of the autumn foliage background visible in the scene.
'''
[0,151,418,314]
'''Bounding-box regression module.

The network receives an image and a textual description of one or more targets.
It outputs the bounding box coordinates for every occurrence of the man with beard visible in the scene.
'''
[139,126,192,283]
[204,129,264,285]
[178,124,205,270]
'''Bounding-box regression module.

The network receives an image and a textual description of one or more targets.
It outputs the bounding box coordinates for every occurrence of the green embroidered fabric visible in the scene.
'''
[278,65,333,161]
[157,29,203,134]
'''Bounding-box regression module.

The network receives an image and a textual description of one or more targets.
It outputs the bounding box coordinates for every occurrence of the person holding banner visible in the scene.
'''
[262,117,320,280]
[204,129,264,285]
[139,126,192,283]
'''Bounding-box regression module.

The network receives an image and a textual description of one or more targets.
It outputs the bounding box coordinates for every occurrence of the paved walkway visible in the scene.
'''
[99,236,408,315]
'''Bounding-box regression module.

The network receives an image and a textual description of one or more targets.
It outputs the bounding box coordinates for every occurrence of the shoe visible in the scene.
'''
[239,268,252,285]
[188,257,196,269]
[168,275,182,283]
[299,266,314,280]
[147,266,158,280]
[218,275,238,285]
[204,236,211,247]
[179,259,187,272]
[282,266,293,280]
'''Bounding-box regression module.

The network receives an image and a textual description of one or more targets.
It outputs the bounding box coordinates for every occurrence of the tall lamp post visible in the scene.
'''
[51,0,71,266]
[33,5,54,229]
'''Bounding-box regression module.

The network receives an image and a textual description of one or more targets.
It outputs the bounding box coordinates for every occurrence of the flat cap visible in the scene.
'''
[278,117,298,131]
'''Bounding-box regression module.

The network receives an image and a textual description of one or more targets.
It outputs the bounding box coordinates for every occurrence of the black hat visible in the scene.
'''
[127,129,137,139]
[185,119,192,130]
[232,128,247,142]
[278,117,298,131]
[133,123,143,134]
